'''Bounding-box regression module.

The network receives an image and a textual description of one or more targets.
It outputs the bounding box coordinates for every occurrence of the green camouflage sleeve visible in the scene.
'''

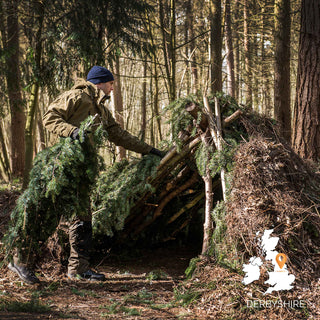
[43,92,80,138]
[102,106,152,155]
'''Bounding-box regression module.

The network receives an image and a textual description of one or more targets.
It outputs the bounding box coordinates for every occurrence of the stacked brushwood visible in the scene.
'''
[225,116,320,281]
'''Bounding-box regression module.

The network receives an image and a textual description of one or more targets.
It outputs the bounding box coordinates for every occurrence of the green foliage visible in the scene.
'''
[185,257,201,280]
[209,139,238,176]
[62,0,154,66]
[210,92,244,116]
[91,154,160,236]
[100,302,140,316]
[2,116,106,263]
[146,269,168,281]
[124,288,154,304]
[166,94,244,178]
[70,288,100,298]
[163,95,199,150]
[194,142,213,177]
[211,201,228,253]
[174,287,202,306]
[208,201,241,271]
[194,138,238,179]
[0,298,51,313]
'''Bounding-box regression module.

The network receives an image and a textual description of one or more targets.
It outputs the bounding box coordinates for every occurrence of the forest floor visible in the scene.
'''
[1,188,319,320]
[0,188,200,320]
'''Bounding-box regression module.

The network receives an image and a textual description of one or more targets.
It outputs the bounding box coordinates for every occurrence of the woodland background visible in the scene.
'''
[0,1,320,318]
[0,0,319,185]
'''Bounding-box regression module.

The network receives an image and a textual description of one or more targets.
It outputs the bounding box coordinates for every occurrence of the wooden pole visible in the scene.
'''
[203,96,227,201]
[200,131,213,255]
[214,97,227,201]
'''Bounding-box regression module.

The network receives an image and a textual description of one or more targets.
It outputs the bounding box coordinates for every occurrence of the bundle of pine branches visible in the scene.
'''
[2,116,107,263]
[91,155,161,237]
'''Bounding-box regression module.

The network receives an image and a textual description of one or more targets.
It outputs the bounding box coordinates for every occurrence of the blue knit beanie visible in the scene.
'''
[86,66,114,84]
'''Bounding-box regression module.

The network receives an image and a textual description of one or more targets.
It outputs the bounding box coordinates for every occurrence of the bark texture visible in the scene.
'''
[292,0,320,161]
[274,0,291,142]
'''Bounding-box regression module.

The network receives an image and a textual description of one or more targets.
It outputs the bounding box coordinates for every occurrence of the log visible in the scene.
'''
[122,165,192,236]
[223,109,242,127]
[132,171,201,236]
[185,101,242,131]
[158,129,191,169]
[185,102,208,131]
[167,191,205,224]
[163,217,192,242]
[158,166,191,200]
[151,135,201,185]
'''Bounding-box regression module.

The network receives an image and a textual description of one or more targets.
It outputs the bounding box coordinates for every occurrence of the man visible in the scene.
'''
[8,66,164,284]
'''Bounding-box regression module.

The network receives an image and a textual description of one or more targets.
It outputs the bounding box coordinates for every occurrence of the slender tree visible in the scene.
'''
[186,0,198,94]
[0,123,11,181]
[141,57,147,142]
[274,0,291,142]
[1,0,25,178]
[233,0,241,100]
[260,0,273,116]
[159,0,177,102]
[243,0,252,106]
[113,55,126,160]
[170,0,177,101]
[224,0,235,97]
[210,0,222,93]
[23,0,44,188]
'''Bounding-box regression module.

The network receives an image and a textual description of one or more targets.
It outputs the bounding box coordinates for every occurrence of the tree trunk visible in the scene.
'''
[141,57,147,142]
[114,55,126,159]
[159,0,172,102]
[292,0,320,161]
[186,0,198,94]
[153,55,162,141]
[274,0,291,142]
[210,0,222,93]
[37,91,46,150]
[23,0,44,188]
[169,0,176,102]
[0,122,11,181]
[225,0,236,97]
[233,0,240,101]
[243,0,252,106]
[3,0,25,178]
[23,82,40,188]
[261,2,273,117]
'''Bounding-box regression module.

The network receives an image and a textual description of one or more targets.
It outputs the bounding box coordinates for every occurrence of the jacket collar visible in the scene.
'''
[73,78,110,104]
[85,80,110,104]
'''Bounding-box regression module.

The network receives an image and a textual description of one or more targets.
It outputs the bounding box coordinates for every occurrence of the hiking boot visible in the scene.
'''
[68,269,105,281]
[8,262,40,285]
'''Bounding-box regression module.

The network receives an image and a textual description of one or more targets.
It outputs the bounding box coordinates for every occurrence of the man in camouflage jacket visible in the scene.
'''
[9,66,164,284]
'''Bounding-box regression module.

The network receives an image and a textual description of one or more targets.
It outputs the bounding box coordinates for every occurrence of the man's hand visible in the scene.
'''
[71,128,80,140]
[149,147,166,158]
[71,128,91,142]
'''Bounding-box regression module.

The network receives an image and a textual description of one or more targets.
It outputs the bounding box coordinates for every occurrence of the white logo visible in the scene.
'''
[242,229,295,294]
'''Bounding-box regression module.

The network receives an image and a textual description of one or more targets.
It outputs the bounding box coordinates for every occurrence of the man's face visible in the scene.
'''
[96,81,114,96]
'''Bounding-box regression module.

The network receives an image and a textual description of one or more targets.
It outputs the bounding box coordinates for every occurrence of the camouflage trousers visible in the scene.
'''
[67,218,92,275]
[14,214,93,276]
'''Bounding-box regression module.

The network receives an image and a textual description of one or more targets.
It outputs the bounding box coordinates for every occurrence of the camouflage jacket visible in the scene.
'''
[43,79,152,154]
